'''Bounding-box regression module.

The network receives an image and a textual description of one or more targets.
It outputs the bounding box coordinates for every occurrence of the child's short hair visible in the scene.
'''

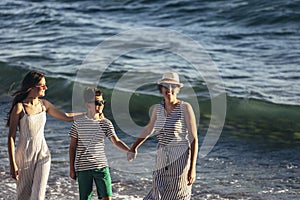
[83,88,102,103]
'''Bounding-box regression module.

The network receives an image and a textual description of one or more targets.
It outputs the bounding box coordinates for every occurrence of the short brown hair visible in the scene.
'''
[83,88,102,103]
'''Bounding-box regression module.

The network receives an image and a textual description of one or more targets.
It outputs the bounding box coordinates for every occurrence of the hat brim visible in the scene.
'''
[157,80,183,88]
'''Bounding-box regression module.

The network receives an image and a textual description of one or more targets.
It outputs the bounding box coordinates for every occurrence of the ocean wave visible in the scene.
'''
[2,66,299,146]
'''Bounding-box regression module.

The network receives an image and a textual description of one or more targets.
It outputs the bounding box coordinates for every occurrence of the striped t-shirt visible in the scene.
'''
[69,115,116,172]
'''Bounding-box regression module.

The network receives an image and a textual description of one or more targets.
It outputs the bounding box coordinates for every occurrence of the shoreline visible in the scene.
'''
[0,171,144,200]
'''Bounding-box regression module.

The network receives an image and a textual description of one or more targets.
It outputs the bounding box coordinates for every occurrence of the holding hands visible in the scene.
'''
[127,148,137,162]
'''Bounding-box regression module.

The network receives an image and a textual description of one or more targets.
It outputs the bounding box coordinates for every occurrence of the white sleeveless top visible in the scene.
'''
[16,103,50,167]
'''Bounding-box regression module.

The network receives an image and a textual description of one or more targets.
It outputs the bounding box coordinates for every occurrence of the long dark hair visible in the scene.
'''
[6,70,45,127]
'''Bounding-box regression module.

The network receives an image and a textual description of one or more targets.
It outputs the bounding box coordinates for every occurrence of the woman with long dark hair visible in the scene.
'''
[7,70,79,199]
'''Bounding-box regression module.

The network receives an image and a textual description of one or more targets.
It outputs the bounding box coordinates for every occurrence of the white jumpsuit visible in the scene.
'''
[15,104,51,200]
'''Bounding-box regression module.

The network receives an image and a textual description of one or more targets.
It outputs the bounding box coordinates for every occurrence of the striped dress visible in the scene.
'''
[15,103,51,200]
[144,101,192,200]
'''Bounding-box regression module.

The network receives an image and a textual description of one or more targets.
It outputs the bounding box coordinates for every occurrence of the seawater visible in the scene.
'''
[0,0,299,199]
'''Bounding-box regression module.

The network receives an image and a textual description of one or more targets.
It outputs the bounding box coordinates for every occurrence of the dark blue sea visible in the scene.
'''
[0,0,299,199]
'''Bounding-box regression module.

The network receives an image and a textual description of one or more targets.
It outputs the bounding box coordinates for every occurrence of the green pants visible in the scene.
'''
[77,167,112,200]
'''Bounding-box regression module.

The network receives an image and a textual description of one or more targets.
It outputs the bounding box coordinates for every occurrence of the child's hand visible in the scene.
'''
[70,169,77,180]
[127,149,137,162]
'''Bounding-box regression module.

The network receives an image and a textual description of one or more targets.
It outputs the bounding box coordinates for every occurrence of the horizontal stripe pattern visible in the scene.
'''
[69,116,115,171]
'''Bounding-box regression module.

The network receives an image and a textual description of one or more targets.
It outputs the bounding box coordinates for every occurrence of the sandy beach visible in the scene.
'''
[0,169,144,200]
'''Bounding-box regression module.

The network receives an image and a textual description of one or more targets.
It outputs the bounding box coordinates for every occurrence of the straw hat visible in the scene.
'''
[157,72,184,88]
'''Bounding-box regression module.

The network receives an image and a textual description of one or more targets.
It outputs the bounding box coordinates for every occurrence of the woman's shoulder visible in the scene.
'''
[40,98,49,105]
[9,103,25,121]
[39,98,49,111]
[14,102,24,113]
[180,100,190,106]
[180,101,193,111]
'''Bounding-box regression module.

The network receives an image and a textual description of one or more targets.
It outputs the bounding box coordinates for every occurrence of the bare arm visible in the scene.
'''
[109,135,130,153]
[69,137,77,180]
[127,105,157,161]
[42,99,83,122]
[184,102,198,186]
[7,103,23,180]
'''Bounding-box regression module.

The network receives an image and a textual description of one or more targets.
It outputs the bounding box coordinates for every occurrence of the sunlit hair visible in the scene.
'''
[6,70,45,127]
[83,87,102,103]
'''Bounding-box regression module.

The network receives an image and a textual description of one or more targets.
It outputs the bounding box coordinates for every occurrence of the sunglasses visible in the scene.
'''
[160,83,179,90]
[88,100,106,106]
[35,85,47,90]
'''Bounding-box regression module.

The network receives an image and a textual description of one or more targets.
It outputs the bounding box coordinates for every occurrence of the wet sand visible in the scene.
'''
[0,170,143,200]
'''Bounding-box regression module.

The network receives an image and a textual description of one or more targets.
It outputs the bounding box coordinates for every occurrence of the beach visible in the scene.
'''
[0,0,299,199]
[0,172,145,200]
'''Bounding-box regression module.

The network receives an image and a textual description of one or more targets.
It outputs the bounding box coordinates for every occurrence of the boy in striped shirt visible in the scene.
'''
[69,88,130,200]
